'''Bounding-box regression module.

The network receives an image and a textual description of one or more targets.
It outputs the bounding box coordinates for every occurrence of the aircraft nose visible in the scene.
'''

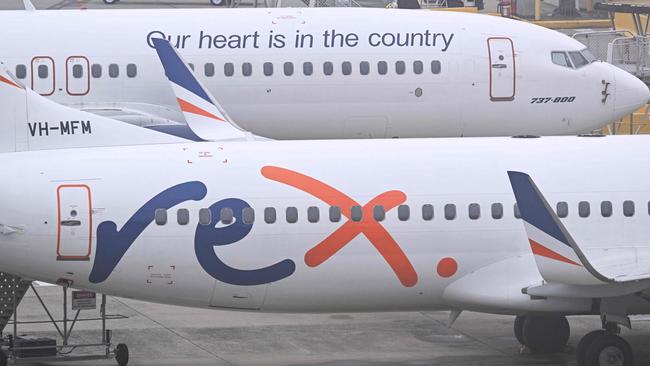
[614,66,650,115]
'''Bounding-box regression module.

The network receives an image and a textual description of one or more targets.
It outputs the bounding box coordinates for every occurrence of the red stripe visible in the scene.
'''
[529,239,581,266]
[0,75,19,88]
[176,98,225,122]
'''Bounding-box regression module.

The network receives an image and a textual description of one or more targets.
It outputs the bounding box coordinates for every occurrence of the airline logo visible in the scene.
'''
[507,171,583,267]
[89,166,418,287]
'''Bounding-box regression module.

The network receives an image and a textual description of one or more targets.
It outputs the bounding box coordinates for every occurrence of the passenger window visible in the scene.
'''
[303,62,313,76]
[374,205,385,221]
[264,207,276,224]
[220,207,234,224]
[398,205,410,221]
[468,203,480,220]
[329,206,341,222]
[224,63,234,77]
[205,63,215,77]
[444,204,456,220]
[242,207,255,224]
[308,206,319,223]
[514,203,521,219]
[91,64,102,78]
[431,60,441,74]
[177,209,190,226]
[342,61,352,76]
[601,201,612,217]
[154,208,167,226]
[286,207,298,223]
[323,61,334,76]
[15,65,26,79]
[378,61,388,75]
[395,61,406,75]
[126,64,137,78]
[623,200,635,217]
[422,204,434,221]
[199,208,212,225]
[72,64,83,79]
[108,64,119,78]
[557,202,568,218]
[551,52,571,68]
[491,203,503,219]
[284,62,294,76]
[242,62,253,76]
[263,62,273,76]
[360,61,370,75]
[578,201,590,218]
[38,65,48,79]
[351,206,362,222]
[569,51,589,68]
[413,61,423,75]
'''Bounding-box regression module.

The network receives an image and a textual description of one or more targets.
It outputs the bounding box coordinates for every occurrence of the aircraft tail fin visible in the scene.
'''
[0,63,186,153]
[507,171,607,286]
[151,38,251,141]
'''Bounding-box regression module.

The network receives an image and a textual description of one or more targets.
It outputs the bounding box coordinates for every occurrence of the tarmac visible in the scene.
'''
[0,284,647,366]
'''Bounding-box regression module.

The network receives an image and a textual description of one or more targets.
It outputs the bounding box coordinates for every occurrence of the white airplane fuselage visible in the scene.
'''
[0,8,646,139]
[2,135,650,315]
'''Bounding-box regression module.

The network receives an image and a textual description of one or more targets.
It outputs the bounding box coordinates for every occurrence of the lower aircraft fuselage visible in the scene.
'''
[1,136,650,315]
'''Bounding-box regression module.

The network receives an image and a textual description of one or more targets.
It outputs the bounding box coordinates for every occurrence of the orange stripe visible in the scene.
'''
[529,239,581,266]
[0,75,19,88]
[176,98,225,122]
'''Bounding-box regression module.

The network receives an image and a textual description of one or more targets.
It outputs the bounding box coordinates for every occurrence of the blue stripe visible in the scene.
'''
[145,124,204,142]
[151,38,213,105]
[507,171,571,247]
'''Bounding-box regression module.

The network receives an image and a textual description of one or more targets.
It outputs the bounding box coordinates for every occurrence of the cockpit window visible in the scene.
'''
[581,49,598,63]
[551,52,572,68]
[569,51,589,68]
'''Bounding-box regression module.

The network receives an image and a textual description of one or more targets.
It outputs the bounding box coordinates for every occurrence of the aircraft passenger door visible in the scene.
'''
[487,37,515,101]
[31,57,55,96]
[66,56,90,96]
[56,185,92,261]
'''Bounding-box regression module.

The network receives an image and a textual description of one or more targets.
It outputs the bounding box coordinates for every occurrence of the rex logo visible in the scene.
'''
[89,166,417,287]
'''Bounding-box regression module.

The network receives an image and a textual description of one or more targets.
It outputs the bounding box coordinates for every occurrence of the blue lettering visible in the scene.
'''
[194,198,295,285]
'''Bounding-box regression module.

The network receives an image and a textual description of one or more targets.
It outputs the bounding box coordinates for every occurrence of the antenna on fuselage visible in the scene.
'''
[23,0,36,11]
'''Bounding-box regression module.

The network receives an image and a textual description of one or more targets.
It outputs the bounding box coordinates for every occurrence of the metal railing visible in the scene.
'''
[608,35,650,80]
[573,30,634,62]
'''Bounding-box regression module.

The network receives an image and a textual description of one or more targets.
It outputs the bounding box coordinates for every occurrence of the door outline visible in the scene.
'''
[487,37,516,102]
[66,56,90,96]
[31,56,55,96]
[56,184,93,261]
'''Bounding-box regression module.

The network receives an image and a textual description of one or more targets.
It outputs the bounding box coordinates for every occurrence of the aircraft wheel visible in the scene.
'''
[210,0,224,5]
[522,315,570,354]
[584,334,633,366]
[576,330,606,366]
[115,343,129,366]
[514,315,527,345]
[103,0,119,4]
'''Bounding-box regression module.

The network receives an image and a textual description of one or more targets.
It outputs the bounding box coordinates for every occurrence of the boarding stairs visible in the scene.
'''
[0,272,31,335]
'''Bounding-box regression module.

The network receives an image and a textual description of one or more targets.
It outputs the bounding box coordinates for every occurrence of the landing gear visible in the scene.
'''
[514,315,526,345]
[515,315,569,354]
[210,0,224,4]
[103,0,119,4]
[577,329,633,366]
[115,343,129,366]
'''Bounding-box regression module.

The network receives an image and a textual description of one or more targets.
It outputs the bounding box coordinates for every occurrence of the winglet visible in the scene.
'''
[151,38,250,141]
[507,171,610,285]
[23,0,36,11]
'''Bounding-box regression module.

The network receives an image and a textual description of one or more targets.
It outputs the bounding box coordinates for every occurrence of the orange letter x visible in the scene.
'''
[261,166,418,287]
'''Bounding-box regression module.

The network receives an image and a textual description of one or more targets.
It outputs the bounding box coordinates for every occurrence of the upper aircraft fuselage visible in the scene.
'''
[0,8,647,138]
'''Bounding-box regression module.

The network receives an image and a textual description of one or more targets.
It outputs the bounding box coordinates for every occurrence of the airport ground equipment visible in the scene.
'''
[0,273,129,366]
